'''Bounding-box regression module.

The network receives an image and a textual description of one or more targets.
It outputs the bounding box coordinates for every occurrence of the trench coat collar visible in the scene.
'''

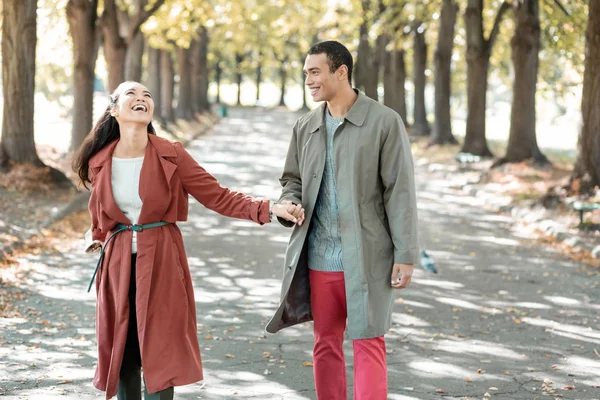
[307,89,369,134]
[89,134,176,168]
[88,134,178,225]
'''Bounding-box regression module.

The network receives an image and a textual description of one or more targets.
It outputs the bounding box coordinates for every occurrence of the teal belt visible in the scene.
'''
[88,222,170,292]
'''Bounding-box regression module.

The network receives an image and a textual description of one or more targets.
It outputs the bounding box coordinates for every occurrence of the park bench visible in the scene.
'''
[569,201,600,225]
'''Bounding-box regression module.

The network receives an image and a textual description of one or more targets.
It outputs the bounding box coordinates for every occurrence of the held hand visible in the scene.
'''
[273,201,305,226]
[86,241,102,253]
[391,263,413,289]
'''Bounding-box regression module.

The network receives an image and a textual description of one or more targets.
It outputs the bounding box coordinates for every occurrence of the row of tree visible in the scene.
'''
[0,0,598,193]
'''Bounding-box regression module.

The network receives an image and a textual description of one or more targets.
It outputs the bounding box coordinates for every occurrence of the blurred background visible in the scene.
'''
[0,0,598,262]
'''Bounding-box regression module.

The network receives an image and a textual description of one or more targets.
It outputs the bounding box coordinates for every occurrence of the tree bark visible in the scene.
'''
[255,49,262,104]
[1,0,42,168]
[301,65,309,111]
[176,46,194,120]
[503,0,547,164]
[432,0,458,145]
[125,29,144,82]
[160,50,175,123]
[572,0,600,191]
[412,20,430,136]
[462,0,511,156]
[235,53,244,106]
[279,57,288,108]
[197,27,210,111]
[354,0,370,92]
[147,45,161,122]
[66,0,99,151]
[215,62,222,104]
[190,39,201,113]
[101,0,165,92]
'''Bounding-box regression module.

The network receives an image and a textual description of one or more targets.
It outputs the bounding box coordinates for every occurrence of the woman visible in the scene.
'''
[73,81,304,400]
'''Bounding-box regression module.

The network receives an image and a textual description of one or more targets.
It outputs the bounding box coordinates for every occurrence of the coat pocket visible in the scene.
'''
[172,241,187,290]
[359,204,394,280]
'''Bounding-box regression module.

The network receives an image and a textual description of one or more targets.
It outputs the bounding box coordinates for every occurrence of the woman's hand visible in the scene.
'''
[86,241,102,253]
[272,201,305,226]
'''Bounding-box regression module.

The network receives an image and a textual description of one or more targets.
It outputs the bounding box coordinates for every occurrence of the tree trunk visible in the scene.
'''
[102,0,126,91]
[215,61,222,104]
[101,0,165,92]
[66,0,99,151]
[432,0,458,145]
[190,39,201,113]
[394,50,408,126]
[147,45,161,123]
[503,0,547,164]
[354,1,370,91]
[384,48,408,126]
[1,0,42,168]
[176,46,193,120]
[197,27,210,111]
[462,0,511,156]
[412,20,430,136]
[279,58,288,108]
[235,53,244,106]
[301,66,309,111]
[572,0,600,191]
[125,30,144,82]
[160,50,175,123]
[363,34,384,100]
[256,60,262,104]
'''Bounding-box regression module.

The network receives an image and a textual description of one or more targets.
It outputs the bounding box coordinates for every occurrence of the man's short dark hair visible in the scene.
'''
[307,41,353,84]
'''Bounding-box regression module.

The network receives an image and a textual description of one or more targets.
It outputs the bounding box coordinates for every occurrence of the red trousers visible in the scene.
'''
[309,270,388,400]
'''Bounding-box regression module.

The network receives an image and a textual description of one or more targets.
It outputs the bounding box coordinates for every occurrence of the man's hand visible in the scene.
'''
[391,263,413,289]
[272,201,305,226]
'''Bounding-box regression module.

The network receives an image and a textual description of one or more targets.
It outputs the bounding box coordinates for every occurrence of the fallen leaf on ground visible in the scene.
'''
[302,361,313,367]
[225,354,235,359]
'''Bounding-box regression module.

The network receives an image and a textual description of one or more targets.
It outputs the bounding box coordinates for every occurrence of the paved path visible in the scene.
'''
[1,108,599,400]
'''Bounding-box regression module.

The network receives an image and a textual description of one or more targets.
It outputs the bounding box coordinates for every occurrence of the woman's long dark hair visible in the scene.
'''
[72,85,156,189]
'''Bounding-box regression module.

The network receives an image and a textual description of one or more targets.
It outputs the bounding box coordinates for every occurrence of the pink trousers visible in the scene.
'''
[309,270,388,400]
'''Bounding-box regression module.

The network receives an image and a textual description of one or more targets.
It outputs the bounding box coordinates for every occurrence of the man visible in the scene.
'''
[266,41,419,399]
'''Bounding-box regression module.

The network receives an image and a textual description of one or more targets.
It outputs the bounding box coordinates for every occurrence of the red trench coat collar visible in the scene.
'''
[88,134,178,226]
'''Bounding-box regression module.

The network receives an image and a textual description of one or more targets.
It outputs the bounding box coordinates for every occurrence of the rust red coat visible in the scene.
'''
[88,134,271,398]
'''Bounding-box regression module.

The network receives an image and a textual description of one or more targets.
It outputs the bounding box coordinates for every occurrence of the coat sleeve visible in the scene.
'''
[380,114,419,264]
[174,142,271,225]
[88,174,107,243]
[277,121,303,227]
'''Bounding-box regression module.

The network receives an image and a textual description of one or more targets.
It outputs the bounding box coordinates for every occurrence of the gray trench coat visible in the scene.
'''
[265,91,419,339]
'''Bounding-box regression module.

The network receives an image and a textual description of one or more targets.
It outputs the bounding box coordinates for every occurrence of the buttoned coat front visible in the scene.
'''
[265,92,419,339]
[88,134,270,399]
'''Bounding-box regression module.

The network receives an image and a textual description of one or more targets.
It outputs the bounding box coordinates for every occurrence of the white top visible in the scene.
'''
[111,156,144,253]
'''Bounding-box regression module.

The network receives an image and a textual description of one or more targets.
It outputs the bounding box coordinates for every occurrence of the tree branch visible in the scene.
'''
[552,0,570,16]
[128,0,165,44]
[486,1,512,56]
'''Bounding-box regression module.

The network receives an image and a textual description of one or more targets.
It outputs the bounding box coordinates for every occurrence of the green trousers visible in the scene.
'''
[117,254,174,400]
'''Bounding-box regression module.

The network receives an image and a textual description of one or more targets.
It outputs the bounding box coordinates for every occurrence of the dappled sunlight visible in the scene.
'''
[391,313,431,327]
[411,278,464,290]
[435,297,503,314]
[484,300,552,310]
[544,295,582,307]
[433,339,524,359]
[407,360,510,381]
[522,317,600,340]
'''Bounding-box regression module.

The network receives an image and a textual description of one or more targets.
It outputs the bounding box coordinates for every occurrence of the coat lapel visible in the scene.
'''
[137,135,177,224]
[89,140,130,225]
